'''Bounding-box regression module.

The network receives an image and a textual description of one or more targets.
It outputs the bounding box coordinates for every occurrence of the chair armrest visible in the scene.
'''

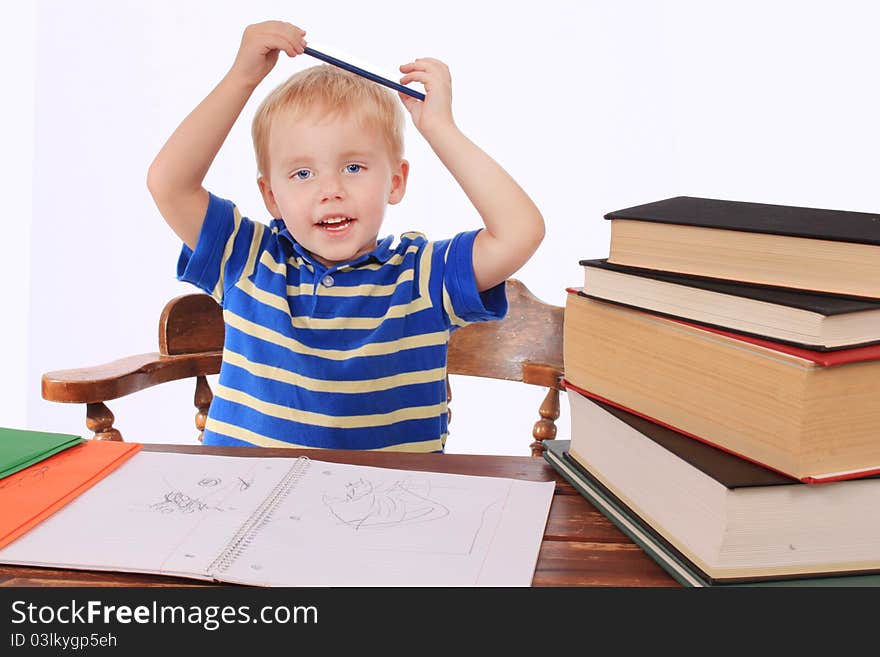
[522,362,564,389]
[42,351,222,404]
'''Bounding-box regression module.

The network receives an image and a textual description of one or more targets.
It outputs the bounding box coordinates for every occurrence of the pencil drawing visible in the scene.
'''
[322,477,449,530]
[0,465,49,491]
[144,471,256,515]
[150,488,212,514]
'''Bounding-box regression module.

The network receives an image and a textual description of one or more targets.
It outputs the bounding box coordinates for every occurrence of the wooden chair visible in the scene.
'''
[41,279,564,456]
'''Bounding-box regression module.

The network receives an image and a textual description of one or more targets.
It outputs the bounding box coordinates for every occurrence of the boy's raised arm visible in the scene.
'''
[147,21,307,250]
[398,58,545,293]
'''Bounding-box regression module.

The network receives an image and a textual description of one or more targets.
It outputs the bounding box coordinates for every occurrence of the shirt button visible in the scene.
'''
[321,275,335,288]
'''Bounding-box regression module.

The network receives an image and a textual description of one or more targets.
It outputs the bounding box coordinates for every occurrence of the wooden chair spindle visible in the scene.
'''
[194,375,213,443]
[531,386,561,456]
[85,402,123,441]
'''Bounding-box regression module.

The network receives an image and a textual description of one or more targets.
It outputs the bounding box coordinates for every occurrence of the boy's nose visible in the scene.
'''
[319,175,345,202]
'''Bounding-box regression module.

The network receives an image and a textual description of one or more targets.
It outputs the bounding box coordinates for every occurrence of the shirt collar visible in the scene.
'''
[271,219,396,268]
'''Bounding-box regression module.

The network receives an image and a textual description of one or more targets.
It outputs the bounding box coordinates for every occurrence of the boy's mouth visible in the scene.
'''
[316,216,355,232]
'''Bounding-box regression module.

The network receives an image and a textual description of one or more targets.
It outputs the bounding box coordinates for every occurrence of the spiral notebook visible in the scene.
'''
[0,451,554,586]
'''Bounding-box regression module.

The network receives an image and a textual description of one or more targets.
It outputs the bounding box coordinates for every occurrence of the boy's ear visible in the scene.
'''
[388,159,409,206]
[258,176,281,217]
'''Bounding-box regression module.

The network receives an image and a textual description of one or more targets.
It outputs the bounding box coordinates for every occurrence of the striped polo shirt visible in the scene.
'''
[177,193,508,451]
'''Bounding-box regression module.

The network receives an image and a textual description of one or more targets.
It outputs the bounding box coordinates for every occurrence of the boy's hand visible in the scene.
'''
[229,21,307,87]
[399,58,455,138]
[398,58,545,292]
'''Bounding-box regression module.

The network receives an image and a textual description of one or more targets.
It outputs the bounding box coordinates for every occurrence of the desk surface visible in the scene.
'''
[0,444,677,587]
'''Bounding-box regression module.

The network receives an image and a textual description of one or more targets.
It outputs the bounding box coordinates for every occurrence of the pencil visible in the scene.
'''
[304,46,426,101]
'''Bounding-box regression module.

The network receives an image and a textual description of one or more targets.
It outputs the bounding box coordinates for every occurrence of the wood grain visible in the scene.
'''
[447,279,564,380]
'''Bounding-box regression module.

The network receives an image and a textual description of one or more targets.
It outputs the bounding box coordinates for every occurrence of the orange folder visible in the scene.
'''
[0,439,141,549]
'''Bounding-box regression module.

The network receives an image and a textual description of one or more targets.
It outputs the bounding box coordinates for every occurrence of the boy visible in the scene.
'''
[147,21,545,450]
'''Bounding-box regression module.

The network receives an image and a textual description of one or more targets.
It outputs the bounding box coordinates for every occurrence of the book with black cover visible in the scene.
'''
[602,196,880,297]
[604,196,880,244]
[542,438,880,588]
[553,387,880,583]
[579,258,880,350]
[568,386,798,490]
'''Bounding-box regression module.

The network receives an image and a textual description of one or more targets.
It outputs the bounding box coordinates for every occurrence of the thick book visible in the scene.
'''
[553,389,880,581]
[0,426,84,480]
[0,439,141,549]
[603,196,880,298]
[562,290,880,482]
[0,451,555,586]
[542,437,880,587]
[580,259,880,351]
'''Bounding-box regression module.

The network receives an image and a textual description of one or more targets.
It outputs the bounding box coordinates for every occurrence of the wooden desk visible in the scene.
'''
[0,444,677,587]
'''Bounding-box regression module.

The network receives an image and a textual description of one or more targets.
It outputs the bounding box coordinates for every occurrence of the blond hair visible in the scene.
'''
[252,64,405,177]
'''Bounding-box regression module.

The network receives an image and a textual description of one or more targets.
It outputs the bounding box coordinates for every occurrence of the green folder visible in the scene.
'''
[0,427,85,480]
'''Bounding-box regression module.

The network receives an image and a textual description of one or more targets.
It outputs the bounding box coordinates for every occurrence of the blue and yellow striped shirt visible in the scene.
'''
[177,193,508,451]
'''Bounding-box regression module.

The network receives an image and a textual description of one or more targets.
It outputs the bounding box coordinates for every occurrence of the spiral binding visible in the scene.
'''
[207,456,311,575]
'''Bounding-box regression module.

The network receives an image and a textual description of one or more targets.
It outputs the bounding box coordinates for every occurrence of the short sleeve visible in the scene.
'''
[441,229,508,326]
[177,193,252,303]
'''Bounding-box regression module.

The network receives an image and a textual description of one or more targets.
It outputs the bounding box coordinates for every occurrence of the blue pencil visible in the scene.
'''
[304,46,426,101]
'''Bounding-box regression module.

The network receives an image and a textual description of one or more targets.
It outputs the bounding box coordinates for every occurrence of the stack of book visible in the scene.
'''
[546,195,880,587]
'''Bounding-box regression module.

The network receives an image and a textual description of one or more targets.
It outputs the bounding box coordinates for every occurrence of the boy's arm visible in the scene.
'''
[147,21,307,250]
[399,59,545,292]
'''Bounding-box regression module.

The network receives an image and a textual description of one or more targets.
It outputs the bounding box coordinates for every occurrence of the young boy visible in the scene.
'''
[147,21,545,451]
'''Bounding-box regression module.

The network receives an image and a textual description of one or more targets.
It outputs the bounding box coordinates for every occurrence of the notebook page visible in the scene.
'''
[214,459,555,587]
[0,451,299,579]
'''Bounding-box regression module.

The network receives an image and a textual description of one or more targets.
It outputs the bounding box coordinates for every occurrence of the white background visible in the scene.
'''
[2,0,879,455]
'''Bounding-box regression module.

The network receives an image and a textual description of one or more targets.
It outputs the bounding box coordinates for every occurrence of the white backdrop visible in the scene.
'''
[3,0,880,455]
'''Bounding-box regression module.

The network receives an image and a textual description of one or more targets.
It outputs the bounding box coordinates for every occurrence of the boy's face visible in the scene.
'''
[258,109,408,268]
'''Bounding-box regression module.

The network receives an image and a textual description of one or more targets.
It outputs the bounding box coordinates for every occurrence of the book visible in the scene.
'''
[562,290,880,482]
[0,450,555,586]
[0,426,84,480]
[604,196,880,298]
[580,259,880,351]
[0,439,141,549]
[542,436,880,587]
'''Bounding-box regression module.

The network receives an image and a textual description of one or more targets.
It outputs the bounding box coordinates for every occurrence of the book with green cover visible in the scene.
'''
[543,439,880,587]
[0,427,84,480]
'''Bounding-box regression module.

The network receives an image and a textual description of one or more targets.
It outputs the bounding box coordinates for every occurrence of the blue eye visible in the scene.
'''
[293,169,311,180]
[345,164,362,174]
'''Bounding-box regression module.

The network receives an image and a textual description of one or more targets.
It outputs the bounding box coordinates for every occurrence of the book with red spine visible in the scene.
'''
[562,289,880,483]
